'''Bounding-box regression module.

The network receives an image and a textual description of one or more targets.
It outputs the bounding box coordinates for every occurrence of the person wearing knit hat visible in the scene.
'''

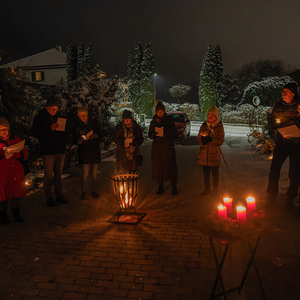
[0,117,28,225]
[74,106,102,200]
[197,106,224,196]
[32,96,69,207]
[113,109,144,173]
[148,100,178,195]
[266,82,300,211]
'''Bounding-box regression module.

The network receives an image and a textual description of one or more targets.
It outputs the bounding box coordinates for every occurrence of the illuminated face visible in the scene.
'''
[78,112,88,123]
[156,110,165,118]
[45,106,58,116]
[123,118,132,126]
[207,113,217,123]
[0,126,10,140]
[282,88,294,104]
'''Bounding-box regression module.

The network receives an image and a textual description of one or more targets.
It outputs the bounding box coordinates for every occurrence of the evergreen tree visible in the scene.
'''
[66,44,77,84]
[77,43,85,78]
[83,43,94,77]
[198,45,219,118]
[139,42,155,116]
[214,45,223,83]
[127,42,143,109]
[217,74,241,106]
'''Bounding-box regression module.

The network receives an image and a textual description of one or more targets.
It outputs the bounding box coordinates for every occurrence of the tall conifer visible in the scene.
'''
[77,43,85,78]
[66,44,77,84]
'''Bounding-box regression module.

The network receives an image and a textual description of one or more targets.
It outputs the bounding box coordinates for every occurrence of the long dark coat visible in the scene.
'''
[197,121,224,167]
[73,118,102,164]
[113,120,144,172]
[0,135,28,201]
[148,113,178,181]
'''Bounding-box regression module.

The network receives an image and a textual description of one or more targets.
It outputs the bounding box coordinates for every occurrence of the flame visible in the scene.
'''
[236,205,246,212]
[246,197,255,203]
[218,204,226,210]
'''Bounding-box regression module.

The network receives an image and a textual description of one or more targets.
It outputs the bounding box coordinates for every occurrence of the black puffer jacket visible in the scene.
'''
[73,118,102,164]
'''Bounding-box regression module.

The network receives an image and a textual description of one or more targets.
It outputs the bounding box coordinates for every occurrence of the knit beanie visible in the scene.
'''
[155,100,165,112]
[283,83,298,95]
[0,117,10,128]
[45,97,60,107]
[77,106,88,116]
[207,106,219,118]
[122,109,132,120]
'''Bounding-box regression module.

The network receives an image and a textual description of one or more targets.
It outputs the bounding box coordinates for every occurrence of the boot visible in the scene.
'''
[284,197,295,211]
[11,208,24,223]
[0,209,9,225]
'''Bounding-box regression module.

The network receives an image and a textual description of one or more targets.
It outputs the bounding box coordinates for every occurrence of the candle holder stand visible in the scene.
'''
[108,173,145,224]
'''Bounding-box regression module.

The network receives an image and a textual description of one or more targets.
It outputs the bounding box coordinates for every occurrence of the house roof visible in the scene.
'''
[0,47,67,69]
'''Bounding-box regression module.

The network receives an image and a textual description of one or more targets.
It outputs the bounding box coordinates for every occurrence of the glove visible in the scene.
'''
[201,135,212,145]
[51,123,59,131]
[90,133,98,140]
[78,136,85,144]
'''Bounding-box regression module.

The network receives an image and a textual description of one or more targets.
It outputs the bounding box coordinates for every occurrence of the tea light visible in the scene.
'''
[223,197,233,213]
[246,197,256,213]
[218,204,227,219]
[236,206,247,223]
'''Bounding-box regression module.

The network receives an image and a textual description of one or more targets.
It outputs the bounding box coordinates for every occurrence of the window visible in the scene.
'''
[31,71,45,82]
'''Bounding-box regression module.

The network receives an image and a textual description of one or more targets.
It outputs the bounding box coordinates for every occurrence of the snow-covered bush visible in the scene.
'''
[162,102,201,121]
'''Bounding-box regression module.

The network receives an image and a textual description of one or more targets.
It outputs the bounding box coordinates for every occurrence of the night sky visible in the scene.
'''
[1,0,300,102]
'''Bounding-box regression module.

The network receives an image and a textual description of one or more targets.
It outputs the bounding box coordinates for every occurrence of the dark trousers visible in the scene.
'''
[81,163,98,194]
[267,142,300,201]
[202,165,219,191]
[42,154,65,199]
[157,179,177,190]
[0,198,21,211]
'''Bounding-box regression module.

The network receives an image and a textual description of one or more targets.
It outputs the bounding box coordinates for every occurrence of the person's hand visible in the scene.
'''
[153,131,158,136]
[51,123,59,131]
[90,133,98,140]
[78,136,85,144]
[200,131,209,137]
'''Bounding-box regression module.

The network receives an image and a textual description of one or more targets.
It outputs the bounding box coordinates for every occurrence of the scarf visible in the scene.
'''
[122,121,136,160]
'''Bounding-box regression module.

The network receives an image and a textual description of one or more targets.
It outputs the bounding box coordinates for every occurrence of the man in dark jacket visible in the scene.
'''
[32,98,69,207]
[267,83,300,210]
[113,110,144,173]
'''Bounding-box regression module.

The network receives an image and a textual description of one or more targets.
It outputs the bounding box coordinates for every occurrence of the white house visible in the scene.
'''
[0,46,67,86]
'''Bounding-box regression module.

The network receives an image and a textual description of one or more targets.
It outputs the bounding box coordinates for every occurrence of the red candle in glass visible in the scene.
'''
[236,206,247,223]
[218,204,227,219]
[223,197,233,213]
[246,197,256,213]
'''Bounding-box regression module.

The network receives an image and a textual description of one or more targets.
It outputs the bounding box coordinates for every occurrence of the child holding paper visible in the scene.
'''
[0,117,28,225]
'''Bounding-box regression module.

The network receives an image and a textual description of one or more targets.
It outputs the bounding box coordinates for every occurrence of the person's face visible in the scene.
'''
[282,88,294,104]
[78,112,88,123]
[45,106,58,116]
[123,118,132,126]
[0,126,10,140]
[207,113,217,123]
[156,110,165,118]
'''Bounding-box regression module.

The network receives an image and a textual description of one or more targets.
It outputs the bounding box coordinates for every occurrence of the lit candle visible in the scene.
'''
[223,197,232,213]
[236,206,247,223]
[218,204,227,219]
[246,197,256,213]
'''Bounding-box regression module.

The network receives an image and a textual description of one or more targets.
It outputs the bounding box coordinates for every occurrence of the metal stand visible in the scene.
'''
[209,234,266,300]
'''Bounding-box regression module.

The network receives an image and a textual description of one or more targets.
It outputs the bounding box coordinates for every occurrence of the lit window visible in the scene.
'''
[31,71,44,82]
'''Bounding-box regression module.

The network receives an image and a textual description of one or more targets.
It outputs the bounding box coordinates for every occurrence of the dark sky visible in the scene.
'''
[1,0,300,102]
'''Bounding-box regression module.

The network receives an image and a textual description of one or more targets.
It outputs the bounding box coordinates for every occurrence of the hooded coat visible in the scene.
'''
[0,135,28,201]
[197,121,224,167]
[148,113,178,181]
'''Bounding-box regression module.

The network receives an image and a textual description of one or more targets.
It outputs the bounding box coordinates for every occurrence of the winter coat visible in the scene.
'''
[113,120,144,172]
[32,108,69,155]
[197,121,224,167]
[148,113,178,181]
[0,135,28,201]
[73,118,102,164]
[271,99,300,145]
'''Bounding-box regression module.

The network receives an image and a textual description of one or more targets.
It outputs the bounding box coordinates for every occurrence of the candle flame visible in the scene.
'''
[246,197,255,203]
[223,197,232,203]
[236,205,246,212]
[218,204,226,210]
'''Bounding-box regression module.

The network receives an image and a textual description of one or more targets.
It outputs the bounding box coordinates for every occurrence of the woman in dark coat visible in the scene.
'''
[74,107,102,200]
[113,110,144,173]
[148,100,178,195]
[197,106,224,196]
[0,117,28,225]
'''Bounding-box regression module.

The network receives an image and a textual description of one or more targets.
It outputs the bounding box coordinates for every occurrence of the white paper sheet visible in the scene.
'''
[56,118,67,131]
[4,140,25,159]
[278,125,300,138]
[155,127,164,137]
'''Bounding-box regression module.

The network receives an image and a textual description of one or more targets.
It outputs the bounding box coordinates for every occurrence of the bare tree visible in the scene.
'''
[169,84,191,104]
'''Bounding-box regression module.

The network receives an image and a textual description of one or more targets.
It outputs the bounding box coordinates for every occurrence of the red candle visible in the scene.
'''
[218,204,227,219]
[236,206,247,223]
[223,197,233,213]
[246,197,256,213]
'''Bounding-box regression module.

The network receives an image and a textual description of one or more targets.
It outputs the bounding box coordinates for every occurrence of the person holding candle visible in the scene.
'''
[148,100,178,195]
[197,106,224,196]
[266,83,300,210]
[0,117,28,225]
